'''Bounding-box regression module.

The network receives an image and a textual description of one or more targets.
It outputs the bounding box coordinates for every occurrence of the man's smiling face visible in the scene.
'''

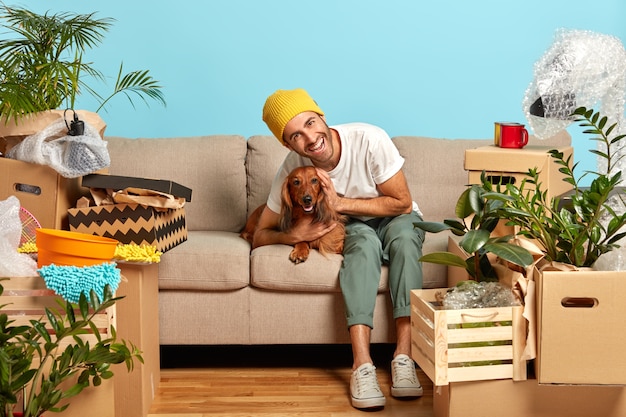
[282,112,337,167]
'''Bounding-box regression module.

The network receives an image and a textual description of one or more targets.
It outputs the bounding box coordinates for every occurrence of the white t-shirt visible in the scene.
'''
[266,122,421,221]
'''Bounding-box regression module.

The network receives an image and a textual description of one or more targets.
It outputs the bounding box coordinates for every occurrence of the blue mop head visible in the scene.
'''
[38,262,121,303]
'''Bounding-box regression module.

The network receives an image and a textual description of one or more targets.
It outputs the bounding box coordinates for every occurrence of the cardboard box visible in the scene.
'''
[113,263,160,417]
[82,173,192,202]
[465,145,574,204]
[411,289,527,386]
[0,110,106,230]
[535,267,626,385]
[0,156,87,230]
[68,203,187,253]
[435,377,626,417]
[1,276,115,417]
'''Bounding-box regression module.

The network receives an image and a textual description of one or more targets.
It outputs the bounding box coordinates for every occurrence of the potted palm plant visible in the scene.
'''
[0,5,165,123]
[0,280,142,417]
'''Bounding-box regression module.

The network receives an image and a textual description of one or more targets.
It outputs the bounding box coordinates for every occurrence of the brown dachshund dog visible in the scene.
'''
[240,166,346,263]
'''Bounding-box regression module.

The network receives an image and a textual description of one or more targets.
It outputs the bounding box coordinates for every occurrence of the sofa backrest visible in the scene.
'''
[394,136,491,221]
[394,130,572,222]
[244,131,571,225]
[105,135,248,232]
[104,130,571,233]
[244,135,290,217]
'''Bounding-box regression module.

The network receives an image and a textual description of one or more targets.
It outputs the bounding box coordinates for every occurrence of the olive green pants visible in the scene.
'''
[340,211,425,329]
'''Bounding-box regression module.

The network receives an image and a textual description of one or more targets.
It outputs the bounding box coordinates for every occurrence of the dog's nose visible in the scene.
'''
[303,195,313,205]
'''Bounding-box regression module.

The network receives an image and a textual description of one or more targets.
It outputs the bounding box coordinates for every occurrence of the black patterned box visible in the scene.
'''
[68,203,187,253]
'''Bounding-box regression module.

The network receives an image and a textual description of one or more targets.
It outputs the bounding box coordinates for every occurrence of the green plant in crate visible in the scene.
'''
[0,280,142,417]
[0,5,165,122]
[414,177,534,282]
[495,107,626,267]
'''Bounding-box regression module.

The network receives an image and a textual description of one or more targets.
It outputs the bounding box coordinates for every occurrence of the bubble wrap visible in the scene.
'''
[523,29,626,146]
[7,117,110,178]
[524,29,626,246]
[443,281,519,310]
[0,196,38,276]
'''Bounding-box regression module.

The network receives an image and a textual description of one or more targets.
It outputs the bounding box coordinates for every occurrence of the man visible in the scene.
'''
[255,88,425,409]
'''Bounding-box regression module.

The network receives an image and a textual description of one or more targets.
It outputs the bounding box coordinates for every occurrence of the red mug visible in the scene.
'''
[495,122,528,149]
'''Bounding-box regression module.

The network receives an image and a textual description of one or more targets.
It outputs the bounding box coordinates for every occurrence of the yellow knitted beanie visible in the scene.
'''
[262,88,324,144]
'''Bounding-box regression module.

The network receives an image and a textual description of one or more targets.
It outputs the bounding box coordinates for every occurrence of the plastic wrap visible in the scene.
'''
[7,118,110,178]
[0,196,38,276]
[523,29,626,149]
[443,281,519,310]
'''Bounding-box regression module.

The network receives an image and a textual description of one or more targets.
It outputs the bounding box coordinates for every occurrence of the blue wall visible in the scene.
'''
[23,1,626,179]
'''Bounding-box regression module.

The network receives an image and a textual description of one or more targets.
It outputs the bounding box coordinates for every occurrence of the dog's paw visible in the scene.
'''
[289,244,310,264]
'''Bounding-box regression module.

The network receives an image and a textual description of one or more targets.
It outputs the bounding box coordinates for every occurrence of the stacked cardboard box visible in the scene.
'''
[0,110,106,229]
[435,377,626,417]
[465,145,574,204]
[68,174,191,252]
[535,267,626,385]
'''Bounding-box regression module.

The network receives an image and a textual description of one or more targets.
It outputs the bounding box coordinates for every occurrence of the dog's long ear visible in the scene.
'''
[280,178,293,231]
[316,187,335,223]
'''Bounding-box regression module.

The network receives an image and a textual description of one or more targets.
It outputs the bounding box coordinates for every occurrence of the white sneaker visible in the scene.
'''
[391,354,423,397]
[350,363,386,409]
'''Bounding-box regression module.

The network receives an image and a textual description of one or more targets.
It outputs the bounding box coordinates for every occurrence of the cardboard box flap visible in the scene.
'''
[82,174,192,202]
[464,145,567,173]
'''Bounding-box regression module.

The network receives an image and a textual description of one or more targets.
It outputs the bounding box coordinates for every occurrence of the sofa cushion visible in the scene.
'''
[158,231,250,291]
[249,233,448,291]
[105,135,248,232]
[250,245,388,292]
[245,135,290,217]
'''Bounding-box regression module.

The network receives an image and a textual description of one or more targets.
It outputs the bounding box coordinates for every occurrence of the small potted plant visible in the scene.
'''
[0,281,142,417]
[414,177,534,283]
[493,107,626,267]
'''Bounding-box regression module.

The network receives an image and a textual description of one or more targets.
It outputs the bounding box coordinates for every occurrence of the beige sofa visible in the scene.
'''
[104,131,570,346]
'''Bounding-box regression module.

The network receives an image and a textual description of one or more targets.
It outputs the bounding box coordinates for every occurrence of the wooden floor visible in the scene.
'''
[148,345,435,417]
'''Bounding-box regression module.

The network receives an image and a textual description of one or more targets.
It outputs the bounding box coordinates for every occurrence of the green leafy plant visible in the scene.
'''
[495,107,626,267]
[414,178,534,282]
[0,5,165,122]
[0,280,143,417]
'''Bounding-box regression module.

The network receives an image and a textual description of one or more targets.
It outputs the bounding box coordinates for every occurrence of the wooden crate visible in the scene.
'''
[410,289,527,386]
[1,276,116,417]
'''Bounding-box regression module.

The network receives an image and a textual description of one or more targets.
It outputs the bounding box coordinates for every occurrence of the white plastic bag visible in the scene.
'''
[0,196,38,277]
[7,117,110,178]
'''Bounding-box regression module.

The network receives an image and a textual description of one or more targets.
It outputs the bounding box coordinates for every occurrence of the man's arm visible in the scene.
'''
[251,205,338,249]
[317,168,413,217]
